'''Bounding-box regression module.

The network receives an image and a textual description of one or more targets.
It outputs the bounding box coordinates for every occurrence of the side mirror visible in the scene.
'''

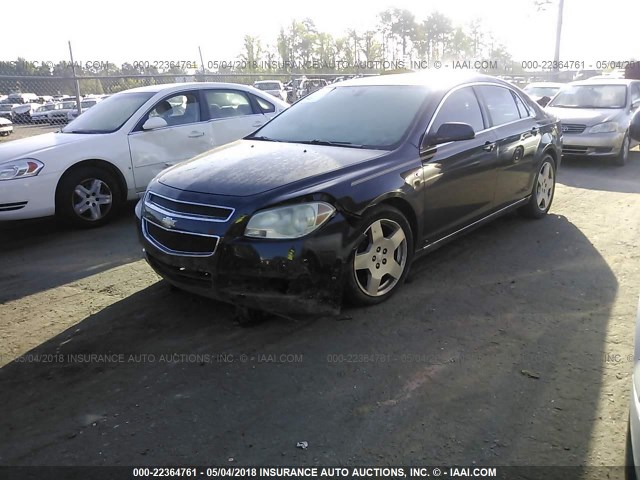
[424,122,475,147]
[630,110,640,142]
[537,96,551,107]
[142,116,168,131]
[632,99,640,110]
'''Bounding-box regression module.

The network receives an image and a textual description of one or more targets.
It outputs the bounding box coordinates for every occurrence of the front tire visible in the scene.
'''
[519,155,556,219]
[345,206,414,306]
[615,132,630,167]
[55,166,122,228]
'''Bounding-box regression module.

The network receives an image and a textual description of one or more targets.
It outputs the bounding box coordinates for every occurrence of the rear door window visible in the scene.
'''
[476,85,522,127]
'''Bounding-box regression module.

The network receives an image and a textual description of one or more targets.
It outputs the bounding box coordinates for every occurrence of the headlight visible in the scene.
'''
[245,202,335,239]
[0,159,44,181]
[588,122,619,134]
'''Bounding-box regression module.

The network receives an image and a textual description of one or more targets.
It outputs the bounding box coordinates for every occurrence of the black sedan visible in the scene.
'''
[135,72,562,316]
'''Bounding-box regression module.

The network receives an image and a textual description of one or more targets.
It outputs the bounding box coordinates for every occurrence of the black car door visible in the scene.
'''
[421,86,499,244]
[474,85,541,207]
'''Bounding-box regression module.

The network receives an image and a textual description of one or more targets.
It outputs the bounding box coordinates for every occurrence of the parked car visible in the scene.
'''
[11,102,42,123]
[523,82,564,107]
[6,92,39,104]
[31,103,61,123]
[0,82,288,226]
[627,223,640,479]
[0,117,13,136]
[297,78,328,99]
[546,78,640,165]
[66,97,103,122]
[0,103,18,121]
[47,101,77,124]
[253,81,287,102]
[135,71,562,317]
[285,76,307,103]
[573,69,601,81]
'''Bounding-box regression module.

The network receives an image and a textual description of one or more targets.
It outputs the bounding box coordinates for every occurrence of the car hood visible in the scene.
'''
[157,140,385,197]
[0,132,95,162]
[545,107,623,126]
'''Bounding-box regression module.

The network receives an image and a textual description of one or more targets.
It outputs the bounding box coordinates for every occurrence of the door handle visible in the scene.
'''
[188,131,205,138]
[252,121,264,127]
[483,141,496,152]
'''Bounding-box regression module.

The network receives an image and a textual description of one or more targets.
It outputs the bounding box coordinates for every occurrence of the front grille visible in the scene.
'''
[561,123,586,134]
[0,201,27,212]
[147,192,233,221]
[562,145,588,155]
[143,218,218,256]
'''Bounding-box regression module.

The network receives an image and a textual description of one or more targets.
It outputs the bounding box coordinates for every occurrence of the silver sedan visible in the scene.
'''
[546,79,640,166]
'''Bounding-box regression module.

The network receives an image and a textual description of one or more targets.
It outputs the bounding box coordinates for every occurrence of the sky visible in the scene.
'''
[2,0,637,67]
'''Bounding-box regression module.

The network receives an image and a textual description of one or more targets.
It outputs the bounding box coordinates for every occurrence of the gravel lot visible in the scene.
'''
[0,124,60,143]
[1,140,639,470]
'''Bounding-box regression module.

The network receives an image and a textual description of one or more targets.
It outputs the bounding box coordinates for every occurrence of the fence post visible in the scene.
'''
[68,41,82,115]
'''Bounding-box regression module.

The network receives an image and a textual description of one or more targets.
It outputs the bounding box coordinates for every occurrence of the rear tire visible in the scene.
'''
[518,155,556,219]
[615,132,630,167]
[55,166,122,228]
[344,206,413,306]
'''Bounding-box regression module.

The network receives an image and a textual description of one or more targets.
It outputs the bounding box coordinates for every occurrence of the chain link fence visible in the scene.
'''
[0,68,587,126]
[0,73,358,125]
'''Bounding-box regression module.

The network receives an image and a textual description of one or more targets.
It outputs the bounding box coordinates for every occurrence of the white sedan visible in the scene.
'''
[0,82,288,226]
[0,117,13,136]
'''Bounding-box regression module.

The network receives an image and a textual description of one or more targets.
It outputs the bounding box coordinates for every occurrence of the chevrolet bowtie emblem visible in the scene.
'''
[161,216,177,229]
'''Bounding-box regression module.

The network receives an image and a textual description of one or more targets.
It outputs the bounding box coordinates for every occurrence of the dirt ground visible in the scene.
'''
[1,149,640,471]
[0,124,60,143]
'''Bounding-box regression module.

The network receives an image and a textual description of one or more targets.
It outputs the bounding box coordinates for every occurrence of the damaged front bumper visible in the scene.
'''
[135,191,356,317]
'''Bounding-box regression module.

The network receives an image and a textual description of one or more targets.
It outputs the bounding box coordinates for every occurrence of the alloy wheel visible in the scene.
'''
[535,161,555,211]
[72,178,113,221]
[353,218,408,297]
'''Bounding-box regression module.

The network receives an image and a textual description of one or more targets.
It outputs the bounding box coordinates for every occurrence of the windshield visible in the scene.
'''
[249,85,428,149]
[61,101,76,109]
[62,92,154,133]
[80,100,97,108]
[548,84,627,109]
[255,82,281,91]
[0,105,13,111]
[39,104,58,111]
[524,86,561,98]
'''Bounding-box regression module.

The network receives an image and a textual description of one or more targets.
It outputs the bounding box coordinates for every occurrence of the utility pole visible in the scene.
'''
[198,46,206,81]
[68,41,82,115]
[553,0,565,80]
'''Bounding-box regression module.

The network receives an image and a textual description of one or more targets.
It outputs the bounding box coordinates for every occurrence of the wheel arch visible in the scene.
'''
[542,145,559,167]
[369,194,419,245]
[55,159,129,204]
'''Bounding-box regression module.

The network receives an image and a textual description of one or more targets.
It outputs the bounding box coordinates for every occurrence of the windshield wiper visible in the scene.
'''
[247,135,283,142]
[62,129,106,134]
[298,139,365,148]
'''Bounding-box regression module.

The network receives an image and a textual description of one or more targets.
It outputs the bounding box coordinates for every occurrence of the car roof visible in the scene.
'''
[335,71,507,90]
[123,82,260,93]
[525,82,565,88]
[572,78,638,86]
